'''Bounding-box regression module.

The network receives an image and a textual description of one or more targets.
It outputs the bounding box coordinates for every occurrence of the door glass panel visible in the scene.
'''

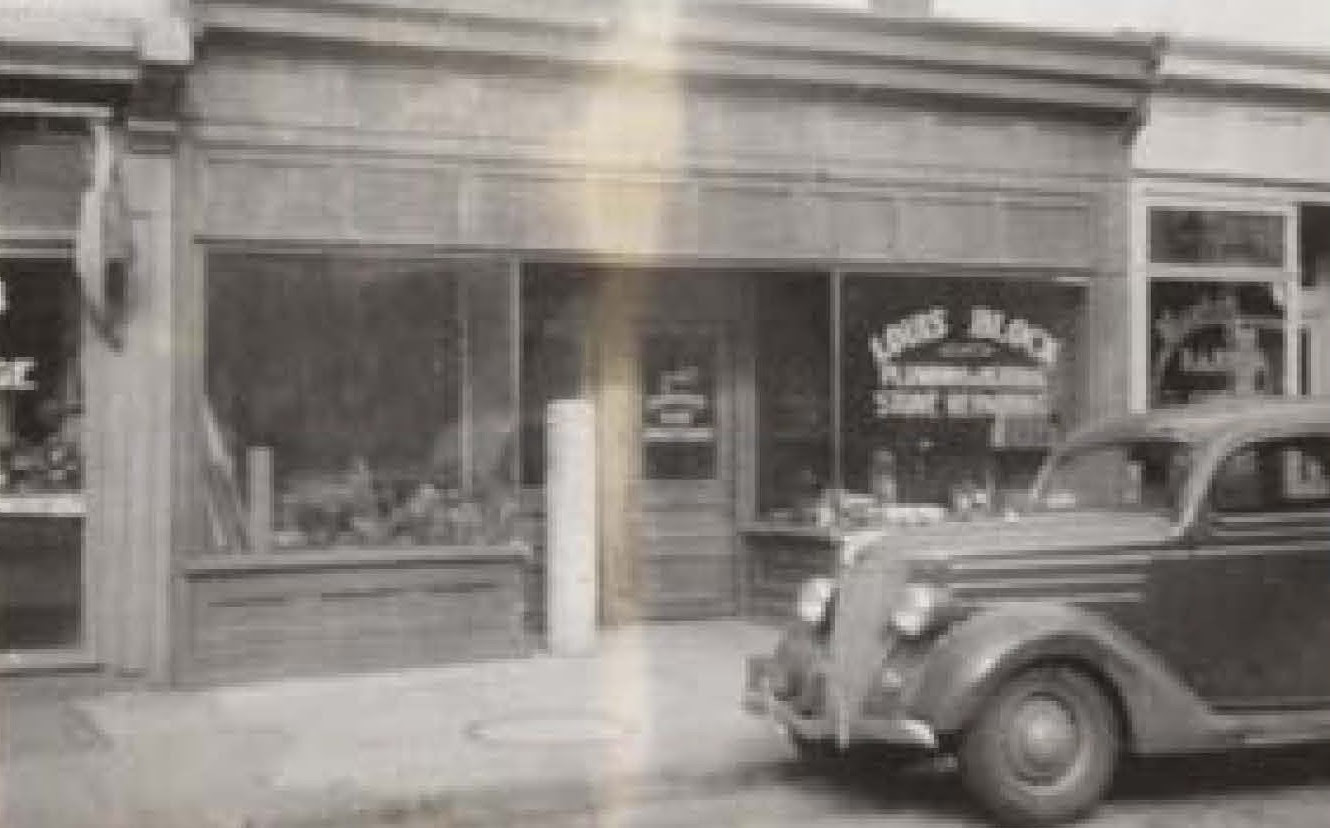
[641,331,718,481]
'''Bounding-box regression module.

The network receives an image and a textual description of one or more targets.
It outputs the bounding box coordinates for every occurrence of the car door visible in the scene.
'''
[1177,432,1330,708]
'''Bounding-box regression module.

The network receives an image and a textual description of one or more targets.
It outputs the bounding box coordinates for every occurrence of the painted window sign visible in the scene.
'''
[642,338,715,443]
[1148,209,1284,267]
[641,331,718,480]
[840,276,1080,501]
[866,305,1062,419]
[1149,281,1285,406]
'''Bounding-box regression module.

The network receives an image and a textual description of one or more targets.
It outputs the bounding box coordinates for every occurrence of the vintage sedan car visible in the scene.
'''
[744,397,1330,826]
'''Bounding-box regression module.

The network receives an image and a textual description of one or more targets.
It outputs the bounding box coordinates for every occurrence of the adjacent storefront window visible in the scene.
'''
[841,276,1080,512]
[0,261,83,649]
[206,254,517,551]
[1149,281,1285,407]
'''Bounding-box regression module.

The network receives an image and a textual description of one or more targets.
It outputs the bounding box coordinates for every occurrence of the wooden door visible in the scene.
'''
[635,324,737,619]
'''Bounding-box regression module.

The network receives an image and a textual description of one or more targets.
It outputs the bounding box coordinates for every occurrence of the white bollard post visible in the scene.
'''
[546,399,597,655]
[247,446,273,555]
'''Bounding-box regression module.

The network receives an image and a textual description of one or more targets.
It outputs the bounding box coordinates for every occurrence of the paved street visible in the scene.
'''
[11,622,1330,828]
[339,749,1330,828]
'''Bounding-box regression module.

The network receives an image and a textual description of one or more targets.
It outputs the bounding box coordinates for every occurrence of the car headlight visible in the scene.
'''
[888,582,952,639]
[795,576,836,627]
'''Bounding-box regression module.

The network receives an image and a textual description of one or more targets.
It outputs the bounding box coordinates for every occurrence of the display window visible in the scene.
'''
[840,275,1081,512]
[1149,280,1285,407]
[206,254,518,551]
[0,260,83,650]
[754,274,832,520]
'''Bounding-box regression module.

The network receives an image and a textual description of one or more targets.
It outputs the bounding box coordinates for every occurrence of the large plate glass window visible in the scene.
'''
[206,254,517,551]
[1149,281,1286,407]
[840,276,1081,511]
[0,261,83,650]
[754,274,831,521]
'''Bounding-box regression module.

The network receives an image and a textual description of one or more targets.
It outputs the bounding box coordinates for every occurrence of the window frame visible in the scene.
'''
[202,250,520,553]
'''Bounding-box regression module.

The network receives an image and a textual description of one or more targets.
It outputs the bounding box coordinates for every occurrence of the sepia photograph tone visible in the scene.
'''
[1,1,1329,826]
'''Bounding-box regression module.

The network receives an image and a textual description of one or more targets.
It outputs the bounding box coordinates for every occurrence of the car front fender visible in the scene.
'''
[903,602,1227,755]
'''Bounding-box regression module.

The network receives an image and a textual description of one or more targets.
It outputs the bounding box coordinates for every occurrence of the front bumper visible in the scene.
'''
[743,653,937,750]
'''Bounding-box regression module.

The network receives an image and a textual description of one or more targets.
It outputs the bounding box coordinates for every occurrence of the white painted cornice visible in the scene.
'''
[194,0,1157,121]
[1158,35,1330,99]
[0,2,192,125]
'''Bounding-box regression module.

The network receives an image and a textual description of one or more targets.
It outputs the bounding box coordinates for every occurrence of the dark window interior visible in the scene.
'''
[1299,204,1330,289]
[1149,209,1284,267]
[1212,436,1330,513]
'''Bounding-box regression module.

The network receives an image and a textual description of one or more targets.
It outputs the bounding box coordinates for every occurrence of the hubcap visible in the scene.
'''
[1005,694,1081,785]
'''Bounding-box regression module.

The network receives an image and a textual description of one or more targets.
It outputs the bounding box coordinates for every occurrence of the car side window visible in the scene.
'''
[1211,435,1330,514]
[1284,438,1330,504]
[1212,447,1256,512]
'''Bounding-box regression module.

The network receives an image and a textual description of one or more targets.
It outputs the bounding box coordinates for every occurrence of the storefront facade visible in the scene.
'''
[178,0,1154,681]
[1131,38,1330,411]
[0,7,189,684]
[6,0,1156,685]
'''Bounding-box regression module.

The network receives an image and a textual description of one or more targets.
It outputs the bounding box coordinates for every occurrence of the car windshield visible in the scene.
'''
[1033,439,1193,517]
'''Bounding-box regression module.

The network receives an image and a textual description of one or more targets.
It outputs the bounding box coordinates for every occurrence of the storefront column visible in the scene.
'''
[86,123,176,682]
[1284,210,1304,398]
[546,399,597,653]
[1129,180,1151,412]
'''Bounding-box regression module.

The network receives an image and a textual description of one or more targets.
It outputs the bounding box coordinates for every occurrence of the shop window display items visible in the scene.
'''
[206,255,517,551]
[0,264,82,495]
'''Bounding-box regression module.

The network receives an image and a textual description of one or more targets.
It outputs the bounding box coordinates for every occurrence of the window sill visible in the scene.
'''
[182,543,532,576]
[0,493,85,517]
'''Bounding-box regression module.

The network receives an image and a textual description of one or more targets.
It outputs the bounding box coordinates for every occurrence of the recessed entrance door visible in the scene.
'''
[635,324,736,619]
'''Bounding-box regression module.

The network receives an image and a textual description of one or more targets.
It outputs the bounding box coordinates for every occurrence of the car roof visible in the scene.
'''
[1064,396,1330,449]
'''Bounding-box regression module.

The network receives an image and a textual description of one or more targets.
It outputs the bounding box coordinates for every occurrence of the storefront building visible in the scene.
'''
[1131,37,1330,411]
[5,0,1156,685]
[0,6,189,683]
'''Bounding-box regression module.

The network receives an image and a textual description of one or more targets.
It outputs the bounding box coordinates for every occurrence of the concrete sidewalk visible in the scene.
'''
[1,621,789,828]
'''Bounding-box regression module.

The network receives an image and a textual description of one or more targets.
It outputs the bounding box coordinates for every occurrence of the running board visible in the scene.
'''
[1212,708,1330,748]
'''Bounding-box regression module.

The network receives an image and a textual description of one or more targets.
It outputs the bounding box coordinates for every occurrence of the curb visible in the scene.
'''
[245,757,800,827]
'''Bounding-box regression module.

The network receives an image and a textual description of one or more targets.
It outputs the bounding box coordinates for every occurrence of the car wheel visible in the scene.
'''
[958,666,1121,827]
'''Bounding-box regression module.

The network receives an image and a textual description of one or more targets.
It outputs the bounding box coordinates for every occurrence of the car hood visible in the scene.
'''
[825,511,1178,738]
[848,510,1178,565]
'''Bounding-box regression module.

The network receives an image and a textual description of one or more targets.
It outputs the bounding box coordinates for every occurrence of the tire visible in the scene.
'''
[958,666,1121,827]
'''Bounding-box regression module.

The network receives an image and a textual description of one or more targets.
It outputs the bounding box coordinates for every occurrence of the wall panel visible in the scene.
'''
[1003,200,1094,266]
